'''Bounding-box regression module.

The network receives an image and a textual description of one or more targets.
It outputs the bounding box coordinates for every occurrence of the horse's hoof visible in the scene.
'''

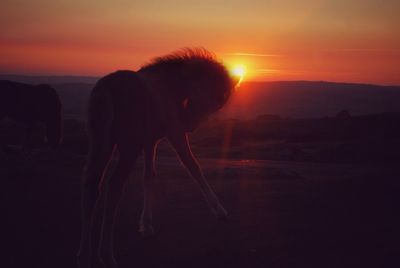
[216,211,229,221]
[214,206,228,220]
[218,214,228,221]
[139,224,156,237]
[98,253,118,268]
[77,252,91,268]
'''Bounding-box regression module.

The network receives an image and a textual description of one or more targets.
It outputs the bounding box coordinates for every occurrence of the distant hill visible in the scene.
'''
[2,75,400,119]
[0,74,99,85]
[218,81,400,119]
[189,112,400,162]
[54,83,93,120]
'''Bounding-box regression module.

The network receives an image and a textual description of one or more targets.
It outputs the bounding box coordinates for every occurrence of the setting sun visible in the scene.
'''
[231,64,247,78]
[230,64,247,86]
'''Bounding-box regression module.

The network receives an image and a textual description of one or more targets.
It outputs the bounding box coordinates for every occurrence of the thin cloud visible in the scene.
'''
[226,52,285,57]
[255,69,280,73]
[324,48,400,52]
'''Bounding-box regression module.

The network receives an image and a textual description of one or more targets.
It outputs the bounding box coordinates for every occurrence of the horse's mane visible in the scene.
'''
[140,48,219,72]
[140,48,234,128]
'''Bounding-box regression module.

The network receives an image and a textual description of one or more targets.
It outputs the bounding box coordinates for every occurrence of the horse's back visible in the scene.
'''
[89,71,153,143]
[0,80,25,108]
[0,80,38,121]
[0,80,61,121]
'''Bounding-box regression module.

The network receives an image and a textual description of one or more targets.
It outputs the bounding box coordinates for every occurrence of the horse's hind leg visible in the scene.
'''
[78,139,115,268]
[78,91,114,268]
[139,141,157,236]
[77,136,115,268]
[98,142,141,268]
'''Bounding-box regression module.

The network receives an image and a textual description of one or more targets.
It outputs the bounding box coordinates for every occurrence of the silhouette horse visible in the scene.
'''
[0,80,62,151]
[77,48,237,268]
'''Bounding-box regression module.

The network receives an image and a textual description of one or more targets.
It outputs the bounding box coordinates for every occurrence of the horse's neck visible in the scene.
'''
[134,71,181,139]
[137,70,186,104]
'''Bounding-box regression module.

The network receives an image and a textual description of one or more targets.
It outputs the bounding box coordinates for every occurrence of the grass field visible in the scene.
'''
[1,147,399,268]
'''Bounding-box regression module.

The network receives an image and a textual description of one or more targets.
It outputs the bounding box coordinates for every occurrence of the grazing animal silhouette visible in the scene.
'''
[77,48,236,268]
[0,80,62,151]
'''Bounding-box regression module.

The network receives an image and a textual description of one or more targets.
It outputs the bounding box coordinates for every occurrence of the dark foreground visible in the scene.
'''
[1,151,399,268]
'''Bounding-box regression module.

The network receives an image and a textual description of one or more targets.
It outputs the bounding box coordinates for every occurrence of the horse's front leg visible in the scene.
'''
[167,132,228,219]
[139,141,157,236]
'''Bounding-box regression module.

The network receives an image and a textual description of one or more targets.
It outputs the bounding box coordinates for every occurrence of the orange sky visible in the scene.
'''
[1,0,399,85]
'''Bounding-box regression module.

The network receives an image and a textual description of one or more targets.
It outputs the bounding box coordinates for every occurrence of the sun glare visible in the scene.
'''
[230,64,247,87]
[231,64,247,78]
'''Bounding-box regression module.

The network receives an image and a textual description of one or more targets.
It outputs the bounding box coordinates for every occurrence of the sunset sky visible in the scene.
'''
[1,0,399,85]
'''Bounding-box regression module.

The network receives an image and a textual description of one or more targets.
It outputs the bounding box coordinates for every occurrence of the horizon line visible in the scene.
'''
[1,73,399,87]
[225,52,285,57]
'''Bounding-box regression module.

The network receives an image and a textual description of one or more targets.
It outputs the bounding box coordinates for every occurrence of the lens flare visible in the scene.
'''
[231,64,246,78]
[230,64,247,87]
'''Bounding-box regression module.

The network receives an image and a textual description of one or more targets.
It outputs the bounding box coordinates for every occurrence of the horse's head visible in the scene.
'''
[36,84,63,149]
[180,61,237,132]
[140,48,238,132]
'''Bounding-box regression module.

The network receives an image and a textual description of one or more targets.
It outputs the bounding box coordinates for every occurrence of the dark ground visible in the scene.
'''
[1,149,399,268]
[2,77,400,267]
